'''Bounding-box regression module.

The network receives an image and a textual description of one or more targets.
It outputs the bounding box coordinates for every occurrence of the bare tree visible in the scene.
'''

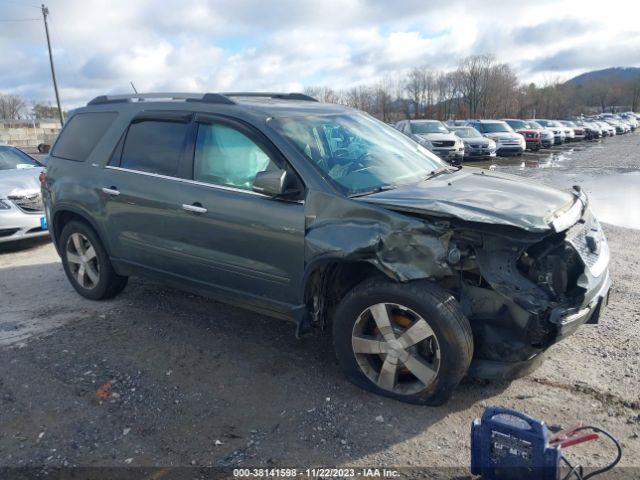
[303,86,339,103]
[482,63,519,117]
[405,66,429,118]
[457,54,495,118]
[0,94,27,119]
[374,77,394,123]
[630,80,640,112]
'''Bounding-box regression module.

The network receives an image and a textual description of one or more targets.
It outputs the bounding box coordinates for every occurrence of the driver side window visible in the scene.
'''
[194,123,277,190]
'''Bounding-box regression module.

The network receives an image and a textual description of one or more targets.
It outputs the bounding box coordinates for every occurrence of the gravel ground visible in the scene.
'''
[0,133,639,473]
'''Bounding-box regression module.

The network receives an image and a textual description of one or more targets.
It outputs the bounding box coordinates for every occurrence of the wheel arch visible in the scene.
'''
[299,257,391,332]
[52,206,111,255]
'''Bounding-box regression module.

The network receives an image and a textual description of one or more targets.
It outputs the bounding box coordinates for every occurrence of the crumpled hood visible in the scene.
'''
[416,132,457,142]
[0,167,43,198]
[360,167,576,231]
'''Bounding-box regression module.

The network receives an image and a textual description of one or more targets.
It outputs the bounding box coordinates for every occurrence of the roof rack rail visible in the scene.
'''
[86,91,318,107]
[86,92,236,106]
[222,92,318,102]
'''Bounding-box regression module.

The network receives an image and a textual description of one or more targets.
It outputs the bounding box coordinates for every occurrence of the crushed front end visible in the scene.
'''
[448,206,610,380]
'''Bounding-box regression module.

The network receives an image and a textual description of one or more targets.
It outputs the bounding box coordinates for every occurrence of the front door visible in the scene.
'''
[173,115,305,306]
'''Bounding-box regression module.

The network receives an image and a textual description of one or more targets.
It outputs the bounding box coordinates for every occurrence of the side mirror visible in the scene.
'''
[252,169,287,196]
[37,143,51,154]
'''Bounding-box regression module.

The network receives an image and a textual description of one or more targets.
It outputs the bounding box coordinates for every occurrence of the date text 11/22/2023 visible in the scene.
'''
[232,468,400,477]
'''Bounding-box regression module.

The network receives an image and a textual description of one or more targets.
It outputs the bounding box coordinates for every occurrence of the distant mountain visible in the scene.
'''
[566,67,640,86]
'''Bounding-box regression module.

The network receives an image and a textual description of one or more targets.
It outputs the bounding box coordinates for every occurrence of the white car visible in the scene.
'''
[530,119,566,144]
[556,121,575,141]
[395,119,465,165]
[465,120,525,155]
[0,144,49,243]
[600,121,616,136]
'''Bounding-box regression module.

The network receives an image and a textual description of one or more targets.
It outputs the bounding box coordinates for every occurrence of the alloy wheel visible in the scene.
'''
[351,303,440,395]
[65,233,100,290]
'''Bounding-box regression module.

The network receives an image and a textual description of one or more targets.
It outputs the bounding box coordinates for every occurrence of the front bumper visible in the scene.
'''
[434,147,464,159]
[465,145,496,158]
[0,205,49,243]
[469,274,610,380]
[525,139,541,150]
[496,145,524,155]
[468,212,611,380]
[551,271,611,340]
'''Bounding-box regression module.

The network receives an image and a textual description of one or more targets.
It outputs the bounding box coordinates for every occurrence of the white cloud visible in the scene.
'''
[0,0,638,108]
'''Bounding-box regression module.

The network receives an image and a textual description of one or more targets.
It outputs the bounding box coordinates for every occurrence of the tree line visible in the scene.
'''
[0,94,67,121]
[2,53,639,122]
[304,54,640,122]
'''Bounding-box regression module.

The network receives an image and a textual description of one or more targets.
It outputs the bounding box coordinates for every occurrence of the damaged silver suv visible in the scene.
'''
[42,93,611,405]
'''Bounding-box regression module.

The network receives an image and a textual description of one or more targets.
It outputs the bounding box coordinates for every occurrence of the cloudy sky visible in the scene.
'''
[1,0,639,108]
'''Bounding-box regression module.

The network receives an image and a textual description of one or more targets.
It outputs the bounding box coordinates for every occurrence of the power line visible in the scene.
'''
[1,0,41,7]
[0,18,40,22]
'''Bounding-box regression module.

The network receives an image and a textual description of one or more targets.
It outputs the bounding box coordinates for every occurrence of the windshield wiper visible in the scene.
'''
[349,184,396,198]
[422,165,461,181]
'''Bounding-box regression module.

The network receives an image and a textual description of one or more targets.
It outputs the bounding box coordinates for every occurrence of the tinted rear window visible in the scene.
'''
[52,112,117,161]
[119,120,188,177]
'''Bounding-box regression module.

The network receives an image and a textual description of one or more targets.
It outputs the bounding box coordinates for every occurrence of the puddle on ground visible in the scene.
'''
[472,141,640,229]
[579,172,640,229]
[473,149,574,172]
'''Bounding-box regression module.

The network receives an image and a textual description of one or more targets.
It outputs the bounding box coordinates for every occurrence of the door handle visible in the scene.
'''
[102,187,120,196]
[182,203,207,214]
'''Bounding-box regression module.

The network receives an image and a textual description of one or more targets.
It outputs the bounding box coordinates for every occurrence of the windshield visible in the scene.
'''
[505,120,527,129]
[450,127,481,138]
[534,119,551,127]
[527,121,543,129]
[0,146,40,171]
[478,122,512,133]
[562,121,577,127]
[410,121,449,134]
[272,113,446,196]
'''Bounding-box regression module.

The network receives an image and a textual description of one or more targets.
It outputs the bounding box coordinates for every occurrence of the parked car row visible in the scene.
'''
[394,112,639,163]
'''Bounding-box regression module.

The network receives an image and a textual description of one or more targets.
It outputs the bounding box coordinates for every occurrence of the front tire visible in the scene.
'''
[59,220,128,300]
[332,278,473,405]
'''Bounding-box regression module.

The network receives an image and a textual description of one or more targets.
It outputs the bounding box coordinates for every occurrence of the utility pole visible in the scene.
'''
[41,4,64,126]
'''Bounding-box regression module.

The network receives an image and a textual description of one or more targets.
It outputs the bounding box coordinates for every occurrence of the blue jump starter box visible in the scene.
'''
[471,406,562,480]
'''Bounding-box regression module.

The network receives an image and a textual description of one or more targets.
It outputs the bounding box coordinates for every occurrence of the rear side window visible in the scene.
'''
[119,120,188,177]
[52,112,117,161]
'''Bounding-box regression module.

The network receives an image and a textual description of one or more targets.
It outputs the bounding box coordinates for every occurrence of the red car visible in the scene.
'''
[503,119,541,151]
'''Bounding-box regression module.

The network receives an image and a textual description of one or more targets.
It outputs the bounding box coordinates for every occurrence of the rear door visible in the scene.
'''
[100,111,197,275]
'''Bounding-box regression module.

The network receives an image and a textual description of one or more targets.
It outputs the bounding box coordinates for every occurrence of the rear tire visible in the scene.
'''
[59,220,128,300]
[332,277,473,405]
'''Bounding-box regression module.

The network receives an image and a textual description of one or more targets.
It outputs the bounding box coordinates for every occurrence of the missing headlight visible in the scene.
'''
[518,240,583,300]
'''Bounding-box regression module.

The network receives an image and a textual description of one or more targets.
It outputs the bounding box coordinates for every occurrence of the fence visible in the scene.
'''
[0,119,60,150]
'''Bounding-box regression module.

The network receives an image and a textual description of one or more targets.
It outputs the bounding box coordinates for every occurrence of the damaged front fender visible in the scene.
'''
[304,190,454,283]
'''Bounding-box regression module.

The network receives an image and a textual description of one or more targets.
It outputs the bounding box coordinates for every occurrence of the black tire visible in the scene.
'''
[59,220,128,300]
[332,277,473,405]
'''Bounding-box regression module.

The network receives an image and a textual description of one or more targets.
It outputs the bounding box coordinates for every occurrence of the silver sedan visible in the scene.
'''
[0,144,49,243]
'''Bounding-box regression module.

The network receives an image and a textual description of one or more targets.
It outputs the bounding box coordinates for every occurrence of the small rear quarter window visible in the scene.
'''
[52,112,118,161]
